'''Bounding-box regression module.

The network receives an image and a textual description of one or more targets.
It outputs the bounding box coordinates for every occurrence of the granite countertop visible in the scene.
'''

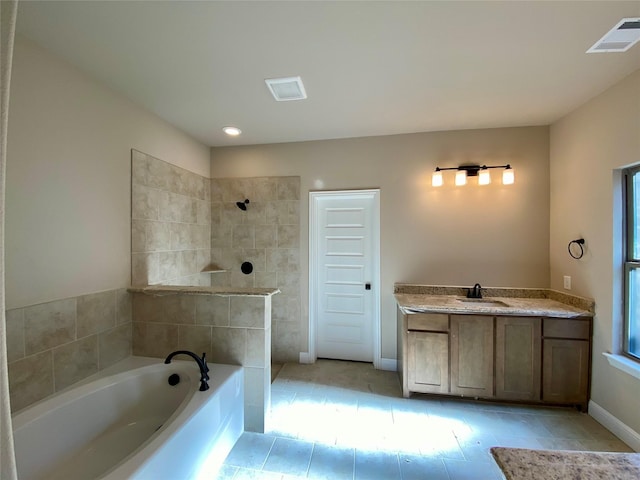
[394,284,594,318]
[128,285,280,297]
[395,293,592,318]
[491,447,640,480]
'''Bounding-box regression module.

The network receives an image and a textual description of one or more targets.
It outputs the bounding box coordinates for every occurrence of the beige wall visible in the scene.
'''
[550,69,640,433]
[211,126,551,359]
[6,36,210,309]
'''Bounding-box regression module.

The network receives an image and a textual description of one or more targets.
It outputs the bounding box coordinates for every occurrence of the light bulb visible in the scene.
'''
[455,170,467,186]
[503,167,515,185]
[222,126,242,136]
[432,170,443,187]
[478,169,491,185]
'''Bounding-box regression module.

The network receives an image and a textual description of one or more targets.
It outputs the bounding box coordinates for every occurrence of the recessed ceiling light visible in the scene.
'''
[222,126,242,136]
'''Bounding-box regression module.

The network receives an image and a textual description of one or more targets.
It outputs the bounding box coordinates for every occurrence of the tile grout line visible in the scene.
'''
[259,435,278,472]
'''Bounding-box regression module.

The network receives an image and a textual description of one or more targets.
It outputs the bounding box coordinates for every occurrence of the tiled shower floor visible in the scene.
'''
[217,360,632,479]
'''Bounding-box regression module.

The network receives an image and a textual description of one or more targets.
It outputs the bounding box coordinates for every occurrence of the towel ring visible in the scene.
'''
[568,238,585,259]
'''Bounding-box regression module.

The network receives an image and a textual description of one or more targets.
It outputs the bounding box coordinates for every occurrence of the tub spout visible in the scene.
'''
[164,350,209,391]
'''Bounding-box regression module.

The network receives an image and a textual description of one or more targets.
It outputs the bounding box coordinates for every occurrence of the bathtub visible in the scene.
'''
[12,356,244,480]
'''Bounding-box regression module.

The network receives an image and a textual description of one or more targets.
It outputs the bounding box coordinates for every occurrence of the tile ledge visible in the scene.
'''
[603,352,640,380]
[128,285,280,297]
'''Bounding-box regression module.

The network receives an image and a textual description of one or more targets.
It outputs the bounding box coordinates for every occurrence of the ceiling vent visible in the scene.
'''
[265,76,307,101]
[587,18,640,53]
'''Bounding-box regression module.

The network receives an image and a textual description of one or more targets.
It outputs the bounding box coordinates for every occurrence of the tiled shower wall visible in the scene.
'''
[6,288,132,412]
[210,177,301,363]
[131,149,212,286]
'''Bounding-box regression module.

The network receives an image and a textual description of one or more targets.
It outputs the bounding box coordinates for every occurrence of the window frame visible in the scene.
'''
[624,165,640,361]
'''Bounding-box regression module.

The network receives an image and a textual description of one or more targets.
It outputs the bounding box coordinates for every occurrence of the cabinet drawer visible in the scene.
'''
[543,318,590,340]
[408,313,448,332]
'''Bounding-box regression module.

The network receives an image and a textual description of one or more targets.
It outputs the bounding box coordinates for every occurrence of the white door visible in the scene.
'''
[310,190,380,363]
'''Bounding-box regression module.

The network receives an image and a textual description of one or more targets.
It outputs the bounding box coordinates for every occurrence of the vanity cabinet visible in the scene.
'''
[402,313,449,395]
[495,317,541,401]
[450,315,494,398]
[408,332,449,394]
[542,318,591,408]
[398,308,591,409]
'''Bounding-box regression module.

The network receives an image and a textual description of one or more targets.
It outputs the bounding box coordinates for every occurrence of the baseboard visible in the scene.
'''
[589,400,640,452]
[298,352,313,364]
[377,357,398,372]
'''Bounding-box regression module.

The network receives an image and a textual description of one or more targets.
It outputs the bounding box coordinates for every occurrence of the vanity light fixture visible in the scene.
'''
[432,169,444,187]
[432,164,515,187]
[502,165,515,185]
[478,167,491,186]
[222,126,242,136]
[455,169,467,186]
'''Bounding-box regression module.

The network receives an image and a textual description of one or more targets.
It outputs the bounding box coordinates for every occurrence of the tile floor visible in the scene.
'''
[218,360,632,479]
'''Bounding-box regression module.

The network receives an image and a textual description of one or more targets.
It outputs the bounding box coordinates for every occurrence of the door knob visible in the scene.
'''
[365,283,371,290]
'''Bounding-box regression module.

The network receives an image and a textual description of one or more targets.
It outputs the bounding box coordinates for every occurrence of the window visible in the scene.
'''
[624,165,640,360]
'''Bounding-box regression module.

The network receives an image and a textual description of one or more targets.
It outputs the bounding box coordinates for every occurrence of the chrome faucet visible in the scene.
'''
[467,283,483,299]
[164,350,210,391]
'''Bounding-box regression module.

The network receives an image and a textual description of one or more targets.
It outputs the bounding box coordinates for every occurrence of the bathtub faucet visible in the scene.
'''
[164,350,210,391]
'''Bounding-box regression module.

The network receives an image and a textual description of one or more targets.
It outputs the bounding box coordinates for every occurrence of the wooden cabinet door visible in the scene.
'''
[542,338,589,404]
[496,317,541,401]
[407,331,449,394]
[450,315,494,398]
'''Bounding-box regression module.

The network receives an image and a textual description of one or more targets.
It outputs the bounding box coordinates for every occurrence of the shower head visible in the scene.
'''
[236,199,250,211]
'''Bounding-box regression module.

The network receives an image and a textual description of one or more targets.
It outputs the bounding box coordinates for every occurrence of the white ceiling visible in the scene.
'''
[15,1,640,147]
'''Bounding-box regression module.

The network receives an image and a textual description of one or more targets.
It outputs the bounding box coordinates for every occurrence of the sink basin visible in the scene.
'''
[455,298,509,308]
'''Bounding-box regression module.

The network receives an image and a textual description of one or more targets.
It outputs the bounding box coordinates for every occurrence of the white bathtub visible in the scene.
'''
[12,356,244,480]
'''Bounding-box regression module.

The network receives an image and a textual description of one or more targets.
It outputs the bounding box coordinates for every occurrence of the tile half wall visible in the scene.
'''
[6,288,132,412]
[132,292,272,432]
